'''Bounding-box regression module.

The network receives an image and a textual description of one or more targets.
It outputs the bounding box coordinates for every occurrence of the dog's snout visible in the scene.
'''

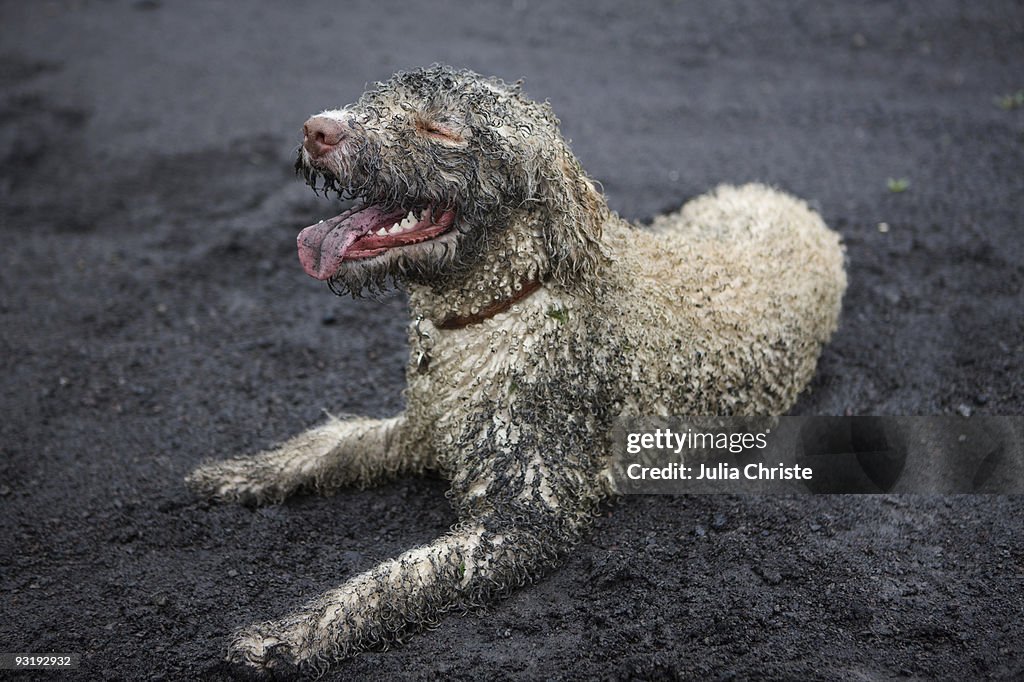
[303,116,346,157]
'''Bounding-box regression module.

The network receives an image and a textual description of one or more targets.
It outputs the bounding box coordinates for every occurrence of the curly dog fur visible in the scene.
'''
[186,65,846,672]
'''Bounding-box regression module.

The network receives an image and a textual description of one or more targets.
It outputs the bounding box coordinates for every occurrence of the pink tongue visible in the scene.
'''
[296,205,404,280]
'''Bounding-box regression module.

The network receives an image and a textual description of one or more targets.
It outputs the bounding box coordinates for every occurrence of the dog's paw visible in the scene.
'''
[227,627,290,671]
[185,460,284,505]
[227,619,313,673]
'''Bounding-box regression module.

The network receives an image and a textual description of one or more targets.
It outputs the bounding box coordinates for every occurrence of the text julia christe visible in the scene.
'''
[625,461,813,480]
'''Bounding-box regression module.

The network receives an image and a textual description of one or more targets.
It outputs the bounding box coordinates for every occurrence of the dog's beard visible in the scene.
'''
[295,147,526,298]
[325,222,498,297]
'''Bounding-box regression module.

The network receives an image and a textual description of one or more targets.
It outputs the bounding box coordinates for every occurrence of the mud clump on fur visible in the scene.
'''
[186,65,846,672]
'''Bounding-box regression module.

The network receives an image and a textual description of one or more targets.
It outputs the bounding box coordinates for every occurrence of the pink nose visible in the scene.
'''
[302,116,346,157]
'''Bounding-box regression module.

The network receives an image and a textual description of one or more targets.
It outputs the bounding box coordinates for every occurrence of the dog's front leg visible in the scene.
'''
[186,414,427,504]
[227,500,586,672]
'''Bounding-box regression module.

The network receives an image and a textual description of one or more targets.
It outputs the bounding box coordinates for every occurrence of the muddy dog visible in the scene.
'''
[187,65,846,672]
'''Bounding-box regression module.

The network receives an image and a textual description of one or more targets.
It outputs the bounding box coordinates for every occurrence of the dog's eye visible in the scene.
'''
[416,117,464,144]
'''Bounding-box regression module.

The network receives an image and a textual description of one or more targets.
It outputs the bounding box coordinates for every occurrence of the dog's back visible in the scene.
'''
[600,183,846,417]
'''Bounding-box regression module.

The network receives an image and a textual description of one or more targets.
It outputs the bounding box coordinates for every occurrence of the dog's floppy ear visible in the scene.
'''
[473,88,609,289]
[533,142,610,289]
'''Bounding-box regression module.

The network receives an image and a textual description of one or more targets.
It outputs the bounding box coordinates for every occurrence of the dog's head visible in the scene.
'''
[294,65,607,296]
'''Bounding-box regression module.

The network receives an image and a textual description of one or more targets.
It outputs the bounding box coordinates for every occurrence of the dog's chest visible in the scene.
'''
[405,290,570,430]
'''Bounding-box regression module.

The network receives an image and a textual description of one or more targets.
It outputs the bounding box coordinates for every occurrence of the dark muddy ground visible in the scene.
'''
[2,1,1022,679]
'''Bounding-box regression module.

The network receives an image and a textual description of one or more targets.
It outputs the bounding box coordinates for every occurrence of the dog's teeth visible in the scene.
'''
[388,224,403,234]
[375,227,388,236]
[396,212,418,231]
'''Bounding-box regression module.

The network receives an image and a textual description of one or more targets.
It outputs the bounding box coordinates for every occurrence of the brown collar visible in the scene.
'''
[436,277,546,330]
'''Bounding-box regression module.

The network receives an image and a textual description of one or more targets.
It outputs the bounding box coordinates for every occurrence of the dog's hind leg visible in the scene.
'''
[186,414,426,504]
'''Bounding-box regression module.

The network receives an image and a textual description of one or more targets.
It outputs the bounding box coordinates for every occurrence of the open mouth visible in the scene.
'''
[297,203,457,281]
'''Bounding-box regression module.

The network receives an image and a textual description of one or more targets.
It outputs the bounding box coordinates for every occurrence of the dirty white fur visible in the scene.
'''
[186,66,846,673]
